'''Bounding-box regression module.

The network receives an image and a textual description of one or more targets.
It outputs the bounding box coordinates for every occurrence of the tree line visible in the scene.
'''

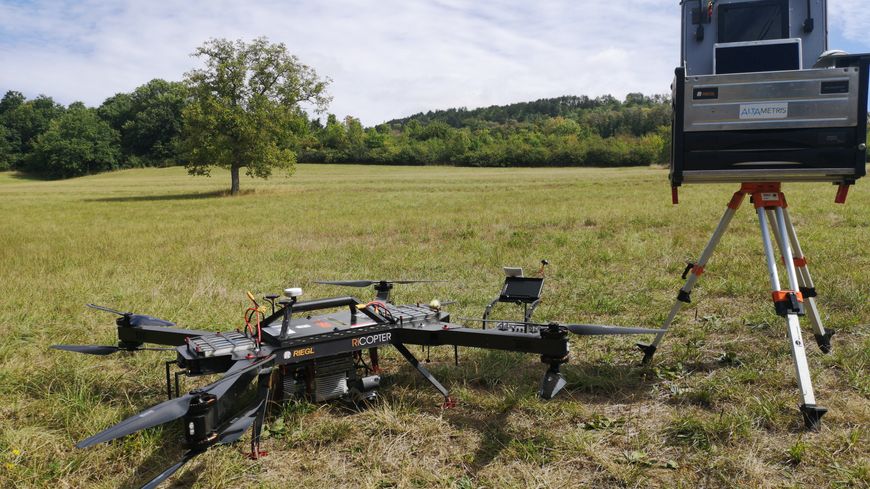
[0,87,672,181]
[301,94,671,167]
[3,37,866,192]
[0,80,187,179]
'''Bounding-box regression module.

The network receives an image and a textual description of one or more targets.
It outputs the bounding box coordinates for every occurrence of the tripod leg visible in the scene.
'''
[759,207,826,430]
[781,207,833,353]
[640,191,746,364]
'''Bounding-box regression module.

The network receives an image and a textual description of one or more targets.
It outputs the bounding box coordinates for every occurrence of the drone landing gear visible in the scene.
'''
[636,343,657,366]
[539,363,567,400]
[651,183,832,430]
[393,342,453,407]
[539,324,569,400]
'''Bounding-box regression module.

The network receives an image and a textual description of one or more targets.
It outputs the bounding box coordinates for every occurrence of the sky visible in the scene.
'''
[1,0,868,125]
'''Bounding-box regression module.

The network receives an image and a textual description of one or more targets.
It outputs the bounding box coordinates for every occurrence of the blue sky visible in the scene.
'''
[1,0,868,125]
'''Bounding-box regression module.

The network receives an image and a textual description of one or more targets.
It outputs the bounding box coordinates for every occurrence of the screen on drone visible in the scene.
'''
[501,277,544,301]
[718,0,789,43]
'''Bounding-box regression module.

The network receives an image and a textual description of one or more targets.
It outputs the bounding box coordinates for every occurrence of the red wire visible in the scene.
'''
[244,308,262,345]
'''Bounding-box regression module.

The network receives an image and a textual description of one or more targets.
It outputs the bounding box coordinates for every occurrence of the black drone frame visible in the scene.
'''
[53,288,662,488]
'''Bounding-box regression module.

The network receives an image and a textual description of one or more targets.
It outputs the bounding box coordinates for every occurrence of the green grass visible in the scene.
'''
[0,164,868,488]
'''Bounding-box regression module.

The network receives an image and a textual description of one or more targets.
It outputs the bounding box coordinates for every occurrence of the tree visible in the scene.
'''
[0,93,65,168]
[124,79,189,164]
[181,37,330,194]
[26,105,120,178]
[0,125,12,171]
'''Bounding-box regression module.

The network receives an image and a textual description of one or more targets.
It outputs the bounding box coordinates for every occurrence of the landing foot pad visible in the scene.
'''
[539,370,566,400]
[800,404,827,431]
[247,450,269,460]
[814,330,835,354]
[637,343,657,365]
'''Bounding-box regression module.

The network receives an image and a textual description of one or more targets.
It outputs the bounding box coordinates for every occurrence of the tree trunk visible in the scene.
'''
[230,166,240,195]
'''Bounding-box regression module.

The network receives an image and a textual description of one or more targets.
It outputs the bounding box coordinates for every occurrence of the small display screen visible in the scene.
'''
[501,277,544,301]
[715,41,800,74]
[718,0,789,43]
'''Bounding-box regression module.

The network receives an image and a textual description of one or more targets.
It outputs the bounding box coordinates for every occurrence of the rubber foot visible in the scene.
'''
[247,450,269,460]
[814,330,835,354]
[538,369,567,400]
[637,343,657,365]
[442,397,457,409]
[800,404,827,431]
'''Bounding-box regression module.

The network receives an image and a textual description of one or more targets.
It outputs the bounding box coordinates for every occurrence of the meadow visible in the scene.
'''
[0,164,867,488]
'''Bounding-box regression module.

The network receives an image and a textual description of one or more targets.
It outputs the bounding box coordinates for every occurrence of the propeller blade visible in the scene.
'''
[315,280,375,287]
[388,280,445,284]
[316,279,444,287]
[86,303,175,327]
[86,303,127,315]
[77,355,274,449]
[77,395,194,448]
[51,345,122,356]
[128,314,176,327]
[51,345,175,356]
[564,324,665,336]
[217,400,263,445]
[139,450,200,489]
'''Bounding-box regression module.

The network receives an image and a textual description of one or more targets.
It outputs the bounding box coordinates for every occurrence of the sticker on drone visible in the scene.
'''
[292,347,315,358]
[352,332,391,347]
[739,102,788,120]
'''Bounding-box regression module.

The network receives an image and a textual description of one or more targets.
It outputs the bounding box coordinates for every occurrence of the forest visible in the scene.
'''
[0,81,672,179]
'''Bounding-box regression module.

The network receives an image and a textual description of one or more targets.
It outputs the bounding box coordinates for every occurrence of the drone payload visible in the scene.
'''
[671,0,868,188]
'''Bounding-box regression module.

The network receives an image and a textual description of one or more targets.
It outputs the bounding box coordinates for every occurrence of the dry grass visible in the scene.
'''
[0,164,867,488]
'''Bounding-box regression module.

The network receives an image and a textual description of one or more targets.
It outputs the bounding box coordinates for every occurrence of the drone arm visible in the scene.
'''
[118,325,214,347]
[393,327,569,357]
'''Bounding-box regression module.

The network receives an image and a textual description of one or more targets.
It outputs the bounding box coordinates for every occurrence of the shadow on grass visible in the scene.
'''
[86,190,231,202]
[119,438,204,489]
[5,171,53,182]
[444,409,513,476]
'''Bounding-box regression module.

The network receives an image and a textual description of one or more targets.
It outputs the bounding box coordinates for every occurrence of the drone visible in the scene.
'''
[53,271,663,489]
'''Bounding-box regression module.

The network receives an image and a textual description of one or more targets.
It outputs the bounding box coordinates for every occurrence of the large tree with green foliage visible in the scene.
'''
[181,37,330,194]
[0,91,65,169]
[99,79,189,165]
[27,105,120,179]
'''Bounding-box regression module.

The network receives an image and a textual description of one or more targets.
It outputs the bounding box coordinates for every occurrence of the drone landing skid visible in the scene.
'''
[539,368,567,400]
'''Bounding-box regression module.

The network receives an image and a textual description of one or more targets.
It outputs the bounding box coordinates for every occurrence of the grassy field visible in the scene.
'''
[0,164,867,488]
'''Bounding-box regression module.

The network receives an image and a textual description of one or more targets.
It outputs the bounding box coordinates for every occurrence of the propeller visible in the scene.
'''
[315,279,444,287]
[138,400,263,489]
[77,355,274,449]
[140,450,200,489]
[51,345,175,356]
[87,303,176,327]
[461,318,665,336]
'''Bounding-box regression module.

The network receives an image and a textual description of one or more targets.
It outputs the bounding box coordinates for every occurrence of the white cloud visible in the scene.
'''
[829,0,870,42]
[0,0,866,125]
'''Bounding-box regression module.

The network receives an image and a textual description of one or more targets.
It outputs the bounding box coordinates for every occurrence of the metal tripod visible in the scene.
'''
[639,183,832,429]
